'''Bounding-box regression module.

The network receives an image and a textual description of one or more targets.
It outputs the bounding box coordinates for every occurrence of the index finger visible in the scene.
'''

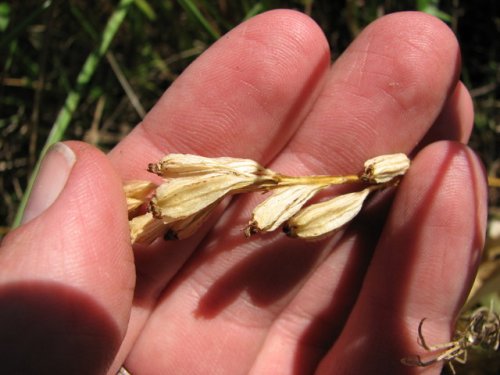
[108,10,331,181]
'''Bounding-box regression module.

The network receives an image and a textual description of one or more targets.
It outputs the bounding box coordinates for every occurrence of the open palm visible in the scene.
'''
[0,10,487,375]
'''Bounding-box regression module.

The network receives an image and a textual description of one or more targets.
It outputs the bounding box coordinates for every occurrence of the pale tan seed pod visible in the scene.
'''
[148,154,279,223]
[150,172,271,223]
[244,183,328,236]
[130,204,217,243]
[164,201,219,240]
[128,152,409,243]
[130,212,168,244]
[284,188,372,240]
[362,153,410,184]
[148,153,276,178]
[123,180,157,212]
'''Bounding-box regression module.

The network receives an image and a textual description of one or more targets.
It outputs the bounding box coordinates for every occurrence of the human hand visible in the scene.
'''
[0,10,487,375]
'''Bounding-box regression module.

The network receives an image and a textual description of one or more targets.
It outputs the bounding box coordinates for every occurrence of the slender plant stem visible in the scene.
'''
[242,174,362,193]
[12,0,134,227]
[177,0,220,40]
[276,174,361,186]
[488,176,500,188]
[70,3,146,118]
[0,0,52,48]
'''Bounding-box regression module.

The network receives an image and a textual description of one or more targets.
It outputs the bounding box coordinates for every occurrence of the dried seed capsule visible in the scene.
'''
[123,180,157,212]
[148,153,275,178]
[284,188,371,240]
[361,153,410,184]
[130,212,168,244]
[150,172,271,222]
[164,201,219,240]
[148,154,279,223]
[245,183,328,236]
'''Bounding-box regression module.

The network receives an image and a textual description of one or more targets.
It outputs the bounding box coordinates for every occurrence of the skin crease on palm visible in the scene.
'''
[0,9,489,375]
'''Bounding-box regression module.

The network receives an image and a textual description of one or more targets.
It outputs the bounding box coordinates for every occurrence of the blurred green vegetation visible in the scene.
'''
[0,0,499,373]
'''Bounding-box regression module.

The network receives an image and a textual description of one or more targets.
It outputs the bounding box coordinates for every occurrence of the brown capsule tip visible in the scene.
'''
[164,229,179,241]
[148,200,163,219]
[282,224,296,238]
[147,163,161,175]
[243,223,259,237]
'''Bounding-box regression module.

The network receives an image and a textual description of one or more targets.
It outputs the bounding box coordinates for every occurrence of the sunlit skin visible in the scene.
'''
[0,10,488,375]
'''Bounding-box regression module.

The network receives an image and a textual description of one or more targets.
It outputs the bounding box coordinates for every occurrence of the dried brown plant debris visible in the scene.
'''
[125,153,410,244]
[401,306,500,374]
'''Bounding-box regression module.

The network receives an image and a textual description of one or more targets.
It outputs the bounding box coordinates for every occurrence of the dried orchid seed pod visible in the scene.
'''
[148,153,276,178]
[123,180,157,212]
[130,204,219,244]
[361,153,410,184]
[284,188,372,240]
[150,172,272,223]
[129,212,168,244]
[164,200,220,240]
[127,152,411,243]
[148,154,280,223]
[245,183,328,236]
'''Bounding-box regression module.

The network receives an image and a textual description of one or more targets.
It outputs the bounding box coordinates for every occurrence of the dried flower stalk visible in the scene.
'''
[127,153,410,244]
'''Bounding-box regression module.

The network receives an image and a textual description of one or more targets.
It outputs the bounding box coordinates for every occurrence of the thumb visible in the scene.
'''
[0,141,134,374]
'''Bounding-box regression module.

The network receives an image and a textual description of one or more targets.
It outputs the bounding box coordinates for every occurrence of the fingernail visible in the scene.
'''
[22,143,76,224]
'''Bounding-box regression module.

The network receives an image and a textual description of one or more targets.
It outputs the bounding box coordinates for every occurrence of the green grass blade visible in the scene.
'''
[416,0,452,22]
[0,2,11,32]
[69,3,99,40]
[177,0,220,40]
[0,0,52,48]
[12,0,134,228]
[243,3,265,21]
[133,0,156,21]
